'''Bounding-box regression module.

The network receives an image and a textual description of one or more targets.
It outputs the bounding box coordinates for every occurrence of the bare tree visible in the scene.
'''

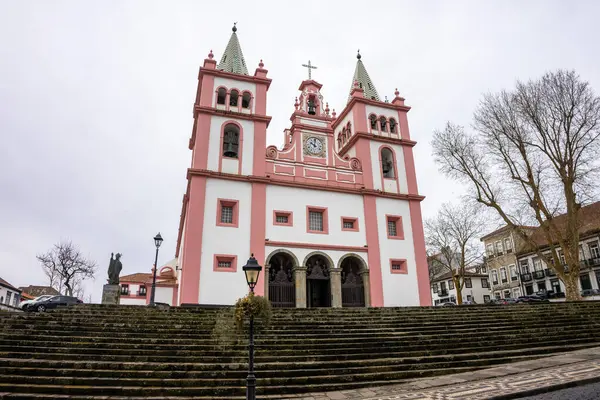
[36,241,97,297]
[432,70,600,301]
[425,202,486,304]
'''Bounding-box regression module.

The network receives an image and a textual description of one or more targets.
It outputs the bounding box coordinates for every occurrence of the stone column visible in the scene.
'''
[330,268,342,308]
[263,264,270,299]
[292,266,307,308]
[360,270,371,307]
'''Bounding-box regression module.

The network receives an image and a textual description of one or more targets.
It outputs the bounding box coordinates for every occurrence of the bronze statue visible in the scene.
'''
[107,253,122,285]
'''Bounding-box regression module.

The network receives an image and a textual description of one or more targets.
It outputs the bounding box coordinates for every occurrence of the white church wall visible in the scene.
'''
[375,197,419,306]
[199,178,253,305]
[265,185,367,247]
[206,116,255,175]
[155,287,174,305]
[120,297,146,306]
[213,77,257,112]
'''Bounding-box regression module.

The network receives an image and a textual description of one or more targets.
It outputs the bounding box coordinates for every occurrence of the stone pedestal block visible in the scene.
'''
[292,266,307,308]
[102,284,121,305]
[330,269,342,308]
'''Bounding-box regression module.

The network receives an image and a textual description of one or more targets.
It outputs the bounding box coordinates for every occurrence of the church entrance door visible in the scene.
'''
[341,256,365,307]
[268,252,295,308]
[305,255,331,308]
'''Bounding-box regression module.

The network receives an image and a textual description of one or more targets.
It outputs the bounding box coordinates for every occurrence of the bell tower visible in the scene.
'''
[177,25,272,305]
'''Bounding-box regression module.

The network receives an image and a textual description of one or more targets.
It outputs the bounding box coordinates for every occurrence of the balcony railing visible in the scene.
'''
[545,269,556,277]
[511,276,518,281]
[533,270,546,280]
[501,278,508,283]
[438,289,449,297]
[521,273,533,282]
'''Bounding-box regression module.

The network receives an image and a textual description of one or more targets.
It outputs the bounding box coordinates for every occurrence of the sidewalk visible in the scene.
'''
[279,346,600,400]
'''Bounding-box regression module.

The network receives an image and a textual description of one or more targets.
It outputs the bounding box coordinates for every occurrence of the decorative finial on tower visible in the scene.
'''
[208,49,214,59]
[294,97,299,110]
[394,88,400,97]
[232,22,237,32]
[332,109,337,119]
[258,59,264,68]
[325,102,330,116]
[357,49,361,60]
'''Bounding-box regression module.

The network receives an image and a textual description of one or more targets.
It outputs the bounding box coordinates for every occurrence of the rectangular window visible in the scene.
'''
[481,265,487,273]
[589,242,600,259]
[491,270,499,284]
[464,278,472,288]
[448,279,455,290]
[306,206,328,234]
[386,215,404,239]
[500,267,507,282]
[558,250,566,265]
[138,286,147,296]
[486,244,495,257]
[495,241,503,255]
[533,258,542,271]
[512,287,521,298]
[120,284,129,295]
[494,291,501,300]
[484,295,491,303]
[213,254,237,272]
[390,259,408,274]
[481,278,489,288]
[217,199,239,227]
[467,295,473,301]
[273,210,293,226]
[433,283,439,293]
[503,290,511,299]
[510,265,518,280]
[341,217,359,232]
[504,238,513,253]
[440,281,447,291]
[520,260,530,274]
[6,292,12,305]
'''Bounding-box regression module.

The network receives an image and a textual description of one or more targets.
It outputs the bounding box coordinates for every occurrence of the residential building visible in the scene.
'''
[174,26,430,307]
[119,259,179,306]
[430,266,491,305]
[17,285,60,298]
[516,202,600,296]
[0,278,22,309]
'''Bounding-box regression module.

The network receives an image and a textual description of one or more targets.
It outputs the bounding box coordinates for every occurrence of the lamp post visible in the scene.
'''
[242,253,262,400]
[149,232,163,306]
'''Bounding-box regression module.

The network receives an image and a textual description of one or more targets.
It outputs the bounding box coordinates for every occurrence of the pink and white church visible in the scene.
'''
[169,25,431,308]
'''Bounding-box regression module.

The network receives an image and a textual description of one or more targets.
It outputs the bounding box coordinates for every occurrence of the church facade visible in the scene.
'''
[175,26,431,307]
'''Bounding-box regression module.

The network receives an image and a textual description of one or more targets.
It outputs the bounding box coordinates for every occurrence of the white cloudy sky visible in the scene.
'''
[1,1,599,301]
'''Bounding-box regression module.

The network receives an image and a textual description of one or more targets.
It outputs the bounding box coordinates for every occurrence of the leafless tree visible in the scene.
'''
[36,241,97,297]
[432,70,600,301]
[425,202,486,305]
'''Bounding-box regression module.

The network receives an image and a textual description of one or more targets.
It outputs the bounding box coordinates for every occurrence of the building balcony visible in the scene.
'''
[521,273,533,282]
[511,276,518,281]
[533,270,546,280]
[545,269,556,277]
[438,289,449,297]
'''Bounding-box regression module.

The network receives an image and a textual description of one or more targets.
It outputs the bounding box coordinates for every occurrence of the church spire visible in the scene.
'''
[217,23,249,75]
[347,50,380,103]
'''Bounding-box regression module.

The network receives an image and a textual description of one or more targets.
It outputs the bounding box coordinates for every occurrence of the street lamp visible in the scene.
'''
[149,232,163,306]
[242,253,262,400]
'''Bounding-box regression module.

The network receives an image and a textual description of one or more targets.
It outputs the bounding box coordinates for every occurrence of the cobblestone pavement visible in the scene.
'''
[516,381,600,399]
[276,347,600,400]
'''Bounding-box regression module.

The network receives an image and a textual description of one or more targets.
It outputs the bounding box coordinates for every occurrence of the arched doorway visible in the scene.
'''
[341,256,365,307]
[305,254,331,307]
[268,252,295,308]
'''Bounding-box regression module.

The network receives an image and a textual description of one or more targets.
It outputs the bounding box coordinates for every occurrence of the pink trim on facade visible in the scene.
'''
[274,164,295,175]
[336,173,355,183]
[213,254,238,272]
[306,205,329,234]
[409,200,432,306]
[304,168,327,180]
[363,195,383,306]
[266,240,368,253]
[218,120,243,175]
[304,155,327,165]
[338,132,416,158]
[378,145,400,193]
[397,109,410,140]
[216,198,239,228]
[191,114,213,168]
[332,96,410,128]
[390,258,408,274]
[273,210,293,226]
[172,286,178,306]
[386,214,404,240]
[250,182,267,296]
[341,216,359,232]
[402,146,419,194]
[179,176,207,304]
[199,66,272,89]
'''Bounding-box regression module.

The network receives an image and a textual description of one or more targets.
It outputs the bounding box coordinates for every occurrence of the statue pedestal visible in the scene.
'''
[102,284,121,305]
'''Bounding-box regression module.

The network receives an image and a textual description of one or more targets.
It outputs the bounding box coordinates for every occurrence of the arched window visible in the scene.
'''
[369,114,378,130]
[223,123,240,158]
[342,128,347,141]
[229,89,239,107]
[241,92,251,109]
[217,87,226,105]
[307,95,317,115]
[346,122,352,137]
[337,134,342,148]
[389,118,397,133]
[380,116,388,132]
[381,148,395,178]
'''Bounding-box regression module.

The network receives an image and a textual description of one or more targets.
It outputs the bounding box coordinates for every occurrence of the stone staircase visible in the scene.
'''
[1,302,600,399]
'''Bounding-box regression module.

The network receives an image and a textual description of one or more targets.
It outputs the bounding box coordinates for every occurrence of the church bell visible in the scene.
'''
[223,142,238,158]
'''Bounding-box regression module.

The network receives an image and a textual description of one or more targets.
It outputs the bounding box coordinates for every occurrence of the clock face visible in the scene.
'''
[305,137,324,155]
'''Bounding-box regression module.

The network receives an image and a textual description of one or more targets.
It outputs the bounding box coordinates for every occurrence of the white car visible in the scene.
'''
[19,295,53,310]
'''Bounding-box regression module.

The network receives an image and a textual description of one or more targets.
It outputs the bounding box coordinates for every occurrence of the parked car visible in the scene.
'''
[487,298,516,305]
[516,295,549,303]
[437,301,457,307]
[581,289,600,297]
[461,300,478,305]
[547,291,566,299]
[26,295,82,312]
[18,295,53,310]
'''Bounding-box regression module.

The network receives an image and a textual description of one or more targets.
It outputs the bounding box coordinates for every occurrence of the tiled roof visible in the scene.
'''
[347,52,380,103]
[17,285,57,297]
[120,273,152,284]
[0,278,20,292]
[431,270,488,282]
[216,25,249,75]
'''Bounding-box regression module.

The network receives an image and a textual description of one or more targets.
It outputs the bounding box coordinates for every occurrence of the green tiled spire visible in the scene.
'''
[348,51,380,103]
[217,23,249,75]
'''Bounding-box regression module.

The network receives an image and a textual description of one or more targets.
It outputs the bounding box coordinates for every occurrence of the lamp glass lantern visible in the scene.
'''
[242,254,262,291]
[154,233,163,249]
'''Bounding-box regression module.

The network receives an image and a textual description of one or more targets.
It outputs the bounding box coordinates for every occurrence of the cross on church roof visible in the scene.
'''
[301,60,318,80]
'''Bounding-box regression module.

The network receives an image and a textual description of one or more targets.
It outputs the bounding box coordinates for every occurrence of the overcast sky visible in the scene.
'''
[1,1,599,302]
